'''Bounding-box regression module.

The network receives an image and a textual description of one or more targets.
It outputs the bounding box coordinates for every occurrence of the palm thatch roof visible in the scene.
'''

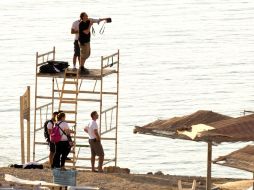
[199,114,254,143]
[134,110,233,141]
[135,110,254,143]
[214,145,254,173]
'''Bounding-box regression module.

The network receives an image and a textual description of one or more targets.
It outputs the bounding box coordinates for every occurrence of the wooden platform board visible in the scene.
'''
[37,69,117,80]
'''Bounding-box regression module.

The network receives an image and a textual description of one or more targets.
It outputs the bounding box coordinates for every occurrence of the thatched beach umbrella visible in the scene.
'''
[134,110,232,139]
[198,114,254,143]
[134,111,254,190]
[134,110,233,190]
[195,114,254,190]
[214,145,254,190]
[214,145,254,173]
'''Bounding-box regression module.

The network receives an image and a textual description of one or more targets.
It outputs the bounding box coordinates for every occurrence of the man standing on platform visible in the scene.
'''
[71,17,80,69]
[84,111,104,172]
[78,12,109,74]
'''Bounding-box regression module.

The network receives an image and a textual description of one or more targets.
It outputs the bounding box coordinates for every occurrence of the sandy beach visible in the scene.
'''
[0,167,250,190]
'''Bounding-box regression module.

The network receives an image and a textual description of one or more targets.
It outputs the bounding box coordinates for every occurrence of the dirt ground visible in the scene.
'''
[0,167,251,190]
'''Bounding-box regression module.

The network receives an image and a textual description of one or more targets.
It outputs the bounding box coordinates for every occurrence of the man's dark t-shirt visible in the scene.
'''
[79,20,91,45]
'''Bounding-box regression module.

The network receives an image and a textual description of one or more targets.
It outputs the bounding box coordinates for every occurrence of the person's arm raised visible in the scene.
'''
[99,17,112,23]
[89,18,100,24]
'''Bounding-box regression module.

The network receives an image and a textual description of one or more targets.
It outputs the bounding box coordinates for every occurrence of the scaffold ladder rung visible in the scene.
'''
[60,100,77,104]
[65,69,79,74]
[61,90,79,94]
[65,81,78,84]
[62,110,77,114]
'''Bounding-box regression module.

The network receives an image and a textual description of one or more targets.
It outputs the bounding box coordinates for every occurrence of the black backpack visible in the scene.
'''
[39,61,69,73]
[48,61,69,72]
[44,120,53,142]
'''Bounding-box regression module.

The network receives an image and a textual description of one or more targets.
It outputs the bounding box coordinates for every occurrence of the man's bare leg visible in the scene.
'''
[49,152,54,168]
[73,55,80,69]
[73,55,77,68]
[91,155,96,172]
[98,155,104,172]
[80,57,85,68]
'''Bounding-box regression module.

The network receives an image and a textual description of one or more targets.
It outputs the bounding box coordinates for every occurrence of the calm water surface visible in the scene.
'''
[0,0,254,178]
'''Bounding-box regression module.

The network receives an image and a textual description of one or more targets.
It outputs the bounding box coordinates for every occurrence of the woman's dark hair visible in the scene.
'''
[57,112,65,121]
[53,111,58,115]
[52,111,58,121]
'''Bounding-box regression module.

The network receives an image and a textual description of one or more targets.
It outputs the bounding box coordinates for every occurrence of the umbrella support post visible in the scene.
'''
[252,173,254,190]
[206,142,212,190]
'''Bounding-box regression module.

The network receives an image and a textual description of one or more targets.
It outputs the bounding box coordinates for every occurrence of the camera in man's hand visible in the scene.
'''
[106,18,112,23]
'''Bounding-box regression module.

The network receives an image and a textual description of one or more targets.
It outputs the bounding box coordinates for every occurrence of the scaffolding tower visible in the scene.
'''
[33,47,120,169]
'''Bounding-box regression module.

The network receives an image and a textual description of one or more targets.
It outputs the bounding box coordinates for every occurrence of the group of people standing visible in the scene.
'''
[46,111,104,172]
[71,12,109,74]
[46,111,73,169]
[44,12,107,172]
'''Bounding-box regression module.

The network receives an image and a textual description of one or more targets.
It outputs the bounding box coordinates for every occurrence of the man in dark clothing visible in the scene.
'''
[78,12,108,74]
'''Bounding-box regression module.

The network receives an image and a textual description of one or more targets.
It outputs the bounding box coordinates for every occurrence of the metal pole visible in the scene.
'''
[100,56,103,134]
[33,52,38,161]
[206,142,212,190]
[253,172,254,190]
[115,50,120,166]
[53,46,55,60]
[52,78,54,114]
[52,46,56,117]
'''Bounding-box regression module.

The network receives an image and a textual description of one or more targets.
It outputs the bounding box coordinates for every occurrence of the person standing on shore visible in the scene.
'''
[52,112,71,169]
[71,18,80,69]
[84,111,104,172]
[78,12,109,74]
[46,111,58,168]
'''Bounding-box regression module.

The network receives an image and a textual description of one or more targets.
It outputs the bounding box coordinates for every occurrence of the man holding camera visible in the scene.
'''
[78,12,110,74]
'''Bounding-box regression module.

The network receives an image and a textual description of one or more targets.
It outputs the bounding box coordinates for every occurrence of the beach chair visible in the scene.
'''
[178,179,196,190]
[213,179,254,190]
[4,174,100,190]
[4,174,61,190]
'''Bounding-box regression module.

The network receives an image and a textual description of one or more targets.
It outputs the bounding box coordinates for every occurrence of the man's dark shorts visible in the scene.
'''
[49,142,55,153]
[74,40,80,56]
[89,139,104,157]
